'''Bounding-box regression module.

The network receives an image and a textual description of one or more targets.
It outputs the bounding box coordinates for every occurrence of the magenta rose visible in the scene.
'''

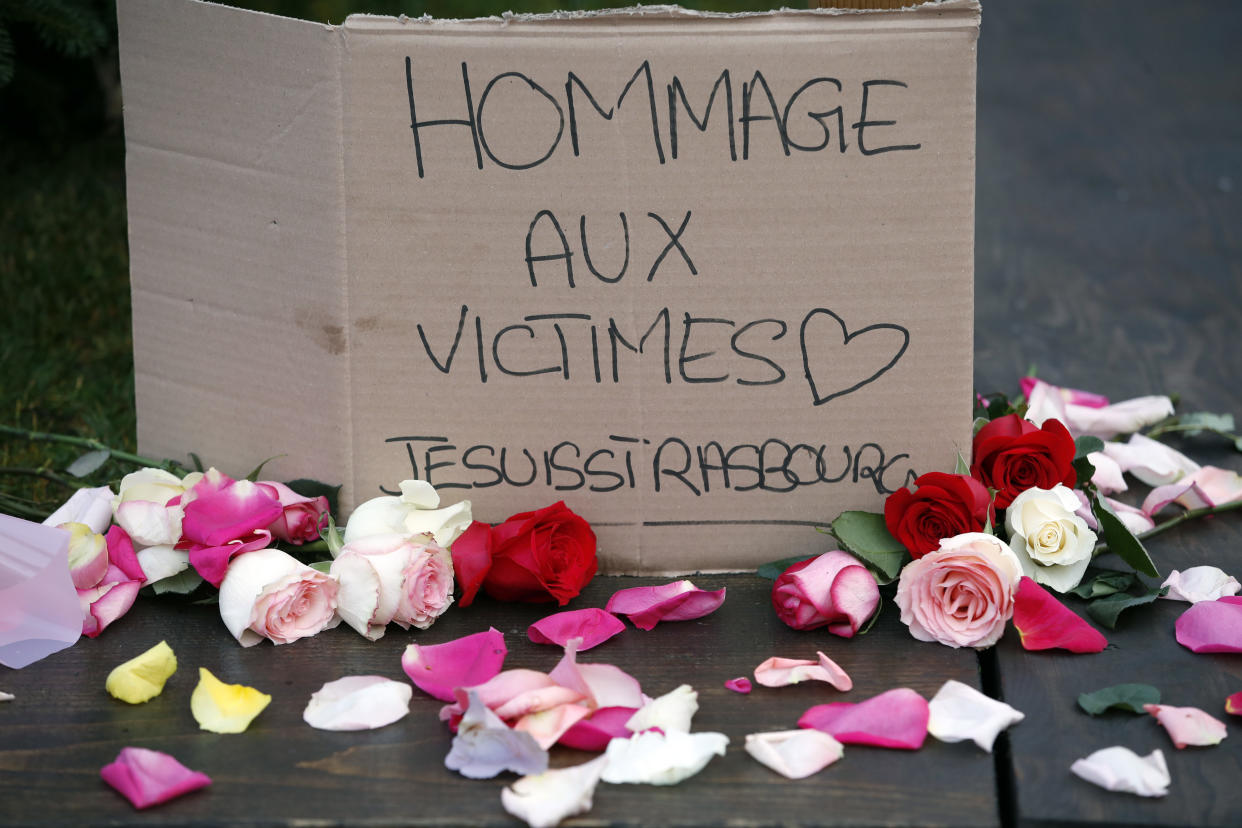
[257,481,330,544]
[894,532,1022,649]
[771,550,879,636]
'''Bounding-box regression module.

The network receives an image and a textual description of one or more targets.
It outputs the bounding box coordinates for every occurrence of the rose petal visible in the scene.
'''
[449,520,494,608]
[771,550,880,635]
[1020,377,1110,409]
[492,685,586,721]
[1103,497,1156,535]
[104,525,146,582]
[548,638,645,710]
[1175,596,1242,653]
[100,747,211,809]
[502,755,607,828]
[79,578,142,638]
[1144,703,1227,749]
[180,472,283,547]
[927,679,1024,752]
[604,580,726,630]
[744,729,843,779]
[114,499,182,548]
[1087,452,1128,494]
[441,669,563,726]
[0,691,13,702]
[1225,692,1242,717]
[44,486,116,535]
[1070,747,1169,797]
[1104,434,1199,488]
[557,706,639,751]
[724,677,752,694]
[1012,576,1108,653]
[135,545,190,585]
[188,529,273,588]
[1185,466,1242,507]
[64,523,109,590]
[1161,566,1241,604]
[106,641,178,704]
[600,730,729,785]
[445,689,549,779]
[190,667,271,733]
[217,547,338,646]
[514,703,593,749]
[1063,396,1175,440]
[401,627,507,702]
[798,688,929,750]
[1143,480,1213,516]
[626,684,698,734]
[754,652,852,691]
[528,608,625,650]
[303,675,412,731]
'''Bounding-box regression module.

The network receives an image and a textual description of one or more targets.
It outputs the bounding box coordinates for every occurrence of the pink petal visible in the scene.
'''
[1012,577,1108,653]
[1185,466,1242,508]
[1143,480,1212,517]
[492,685,586,721]
[548,638,644,709]
[401,627,507,702]
[798,688,929,750]
[441,670,566,725]
[1088,452,1128,494]
[1104,497,1156,534]
[745,729,844,779]
[1143,704,1228,749]
[725,677,752,694]
[1105,434,1200,487]
[180,474,283,548]
[753,653,851,691]
[78,579,142,638]
[604,580,726,630]
[105,525,146,582]
[257,481,329,544]
[514,702,593,749]
[528,608,625,650]
[1021,377,1109,409]
[187,529,272,588]
[1226,692,1242,717]
[1175,596,1242,653]
[558,706,640,751]
[100,747,211,809]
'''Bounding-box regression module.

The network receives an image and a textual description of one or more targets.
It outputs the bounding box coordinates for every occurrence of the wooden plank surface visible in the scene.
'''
[0,575,997,827]
[976,2,1242,826]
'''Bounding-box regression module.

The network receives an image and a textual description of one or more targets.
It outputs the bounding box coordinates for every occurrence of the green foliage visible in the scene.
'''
[1077,683,1160,716]
[825,511,907,583]
[1069,567,1139,600]
[1085,586,1167,630]
[1089,492,1159,578]
[756,552,819,580]
[0,0,111,88]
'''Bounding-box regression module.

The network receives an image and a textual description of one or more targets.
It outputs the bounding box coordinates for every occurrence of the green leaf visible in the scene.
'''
[1177,411,1236,435]
[1235,436,1242,453]
[1074,436,1104,459]
[1086,587,1167,630]
[856,592,883,636]
[1069,568,1139,599]
[954,453,970,475]
[308,560,333,574]
[284,478,342,518]
[1077,683,1161,716]
[150,569,205,596]
[757,552,820,581]
[66,448,110,477]
[322,514,344,559]
[243,454,286,482]
[1072,455,1097,483]
[1090,493,1159,577]
[188,452,205,473]
[972,416,990,435]
[829,511,908,583]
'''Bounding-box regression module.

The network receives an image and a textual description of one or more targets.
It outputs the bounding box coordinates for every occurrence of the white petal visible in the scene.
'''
[744,730,843,778]
[1066,396,1174,440]
[303,676,412,730]
[445,690,548,779]
[136,545,190,585]
[1161,566,1241,604]
[0,691,13,702]
[114,500,183,547]
[1103,434,1200,487]
[625,684,698,734]
[341,496,408,545]
[501,756,607,828]
[404,500,473,548]
[399,479,441,509]
[43,486,116,535]
[1070,747,1169,797]
[601,730,729,785]
[218,548,304,646]
[329,553,386,640]
[1087,452,1128,494]
[927,680,1024,752]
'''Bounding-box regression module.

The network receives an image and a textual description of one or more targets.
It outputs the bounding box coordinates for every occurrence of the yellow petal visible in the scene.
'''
[191,667,271,733]
[106,641,178,704]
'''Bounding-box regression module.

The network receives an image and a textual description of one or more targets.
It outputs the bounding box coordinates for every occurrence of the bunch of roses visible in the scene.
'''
[772,378,1242,650]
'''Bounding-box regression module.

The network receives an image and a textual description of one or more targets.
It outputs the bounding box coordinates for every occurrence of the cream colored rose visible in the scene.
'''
[343,480,471,548]
[1005,485,1097,593]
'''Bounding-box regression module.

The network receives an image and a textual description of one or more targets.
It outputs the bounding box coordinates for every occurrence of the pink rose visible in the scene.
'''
[331,533,454,640]
[771,550,879,636]
[894,532,1022,649]
[257,481,330,544]
[218,548,339,646]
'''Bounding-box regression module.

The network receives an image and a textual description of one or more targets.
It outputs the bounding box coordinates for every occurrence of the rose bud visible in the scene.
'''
[771,550,879,636]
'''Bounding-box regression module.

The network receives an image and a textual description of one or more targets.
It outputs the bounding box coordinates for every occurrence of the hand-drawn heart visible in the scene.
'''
[799,308,909,406]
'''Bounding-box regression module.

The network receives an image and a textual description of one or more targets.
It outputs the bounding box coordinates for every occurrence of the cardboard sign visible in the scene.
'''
[117,0,979,573]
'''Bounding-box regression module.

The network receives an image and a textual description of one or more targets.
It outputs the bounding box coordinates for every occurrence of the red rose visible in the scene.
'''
[450,502,597,607]
[971,414,1077,508]
[884,472,992,559]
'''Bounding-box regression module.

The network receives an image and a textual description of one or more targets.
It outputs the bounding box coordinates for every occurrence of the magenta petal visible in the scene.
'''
[100,747,211,809]
[105,526,146,582]
[401,627,507,701]
[181,475,284,547]
[604,581,726,630]
[187,530,271,588]
[1175,596,1242,653]
[558,706,640,751]
[79,579,142,638]
[798,688,929,750]
[528,608,625,650]
[725,677,753,694]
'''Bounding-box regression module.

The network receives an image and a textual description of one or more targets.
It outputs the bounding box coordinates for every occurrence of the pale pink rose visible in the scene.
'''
[257,481,330,545]
[331,533,454,640]
[895,532,1022,649]
[218,548,339,646]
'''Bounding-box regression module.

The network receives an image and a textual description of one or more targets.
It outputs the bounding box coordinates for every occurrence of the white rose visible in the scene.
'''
[1005,485,1097,592]
[112,468,187,547]
[330,533,454,640]
[343,479,471,548]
